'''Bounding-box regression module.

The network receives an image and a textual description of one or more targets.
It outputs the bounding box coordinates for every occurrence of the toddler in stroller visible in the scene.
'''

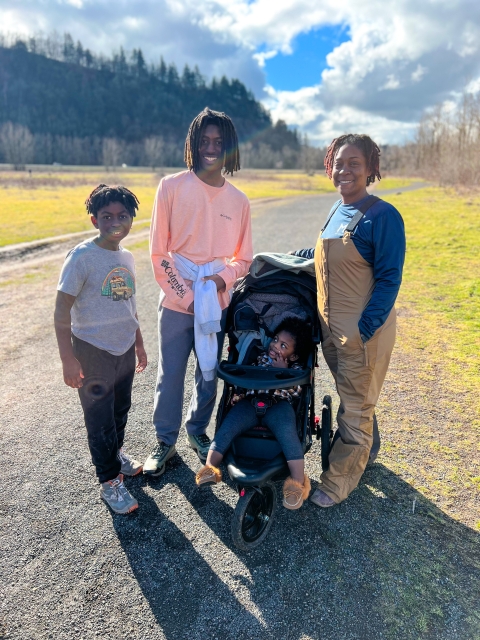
[196,316,313,509]
[192,253,324,550]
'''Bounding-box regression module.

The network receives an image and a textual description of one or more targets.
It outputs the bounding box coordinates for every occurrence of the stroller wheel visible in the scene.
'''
[231,482,277,551]
[321,395,333,472]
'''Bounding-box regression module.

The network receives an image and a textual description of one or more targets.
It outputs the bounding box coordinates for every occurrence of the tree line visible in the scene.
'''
[0,33,314,169]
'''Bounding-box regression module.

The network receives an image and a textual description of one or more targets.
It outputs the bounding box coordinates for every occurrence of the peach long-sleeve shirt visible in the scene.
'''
[150,170,253,314]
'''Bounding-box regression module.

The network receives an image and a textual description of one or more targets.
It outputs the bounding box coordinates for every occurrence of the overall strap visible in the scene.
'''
[321,201,342,233]
[344,195,380,234]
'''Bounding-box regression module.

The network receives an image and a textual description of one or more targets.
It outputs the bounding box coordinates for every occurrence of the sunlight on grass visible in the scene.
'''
[1,167,420,245]
[390,187,480,407]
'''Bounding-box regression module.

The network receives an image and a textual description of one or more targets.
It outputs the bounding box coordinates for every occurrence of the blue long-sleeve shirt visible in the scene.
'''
[294,196,405,341]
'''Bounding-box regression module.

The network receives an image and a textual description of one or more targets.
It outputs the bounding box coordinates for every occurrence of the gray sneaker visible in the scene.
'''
[186,433,211,462]
[100,474,138,514]
[118,448,143,476]
[143,440,176,476]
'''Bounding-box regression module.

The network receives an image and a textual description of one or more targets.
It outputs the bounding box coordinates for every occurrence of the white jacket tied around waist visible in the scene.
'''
[173,253,227,381]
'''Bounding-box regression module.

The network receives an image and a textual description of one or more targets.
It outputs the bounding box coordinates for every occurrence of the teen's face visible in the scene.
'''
[268,331,298,362]
[91,202,133,247]
[198,124,224,174]
[332,144,370,203]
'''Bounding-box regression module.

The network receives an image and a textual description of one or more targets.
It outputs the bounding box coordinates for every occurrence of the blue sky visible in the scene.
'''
[263,26,349,92]
[1,0,480,145]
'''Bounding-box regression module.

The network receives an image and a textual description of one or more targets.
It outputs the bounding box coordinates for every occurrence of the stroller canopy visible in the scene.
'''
[228,252,319,342]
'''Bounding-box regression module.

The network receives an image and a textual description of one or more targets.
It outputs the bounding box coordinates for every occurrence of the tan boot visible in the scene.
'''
[283,474,311,509]
[195,464,222,487]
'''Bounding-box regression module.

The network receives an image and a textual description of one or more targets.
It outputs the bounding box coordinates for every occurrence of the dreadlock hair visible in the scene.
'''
[273,316,313,366]
[184,107,240,176]
[324,134,381,186]
[85,184,140,217]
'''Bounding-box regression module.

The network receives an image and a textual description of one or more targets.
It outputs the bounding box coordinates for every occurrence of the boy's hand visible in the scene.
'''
[135,345,148,373]
[202,274,226,292]
[62,356,84,388]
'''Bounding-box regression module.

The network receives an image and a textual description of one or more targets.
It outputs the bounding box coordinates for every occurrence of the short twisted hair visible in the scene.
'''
[85,184,140,217]
[184,107,240,175]
[274,316,313,365]
[324,134,381,186]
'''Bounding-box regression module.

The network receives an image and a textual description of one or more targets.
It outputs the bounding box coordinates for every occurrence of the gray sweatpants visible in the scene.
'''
[152,306,227,446]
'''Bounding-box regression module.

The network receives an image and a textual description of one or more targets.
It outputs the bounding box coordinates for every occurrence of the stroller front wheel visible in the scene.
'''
[231,482,277,551]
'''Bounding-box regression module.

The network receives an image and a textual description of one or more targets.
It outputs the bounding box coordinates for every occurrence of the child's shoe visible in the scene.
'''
[283,474,311,510]
[195,464,222,487]
[100,474,138,514]
[118,448,143,476]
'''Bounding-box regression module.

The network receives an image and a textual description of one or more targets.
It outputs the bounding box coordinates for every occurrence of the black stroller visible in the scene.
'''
[216,254,333,550]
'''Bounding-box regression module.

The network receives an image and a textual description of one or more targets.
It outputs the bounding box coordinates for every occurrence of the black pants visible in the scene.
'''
[73,336,135,483]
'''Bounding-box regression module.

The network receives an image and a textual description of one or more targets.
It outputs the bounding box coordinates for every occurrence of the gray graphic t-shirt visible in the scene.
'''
[57,239,139,356]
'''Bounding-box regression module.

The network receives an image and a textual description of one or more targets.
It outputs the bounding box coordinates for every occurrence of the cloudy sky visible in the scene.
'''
[1,0,480,145]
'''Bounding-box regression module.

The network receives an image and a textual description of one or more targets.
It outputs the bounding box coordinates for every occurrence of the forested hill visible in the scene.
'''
[0,43,271,143]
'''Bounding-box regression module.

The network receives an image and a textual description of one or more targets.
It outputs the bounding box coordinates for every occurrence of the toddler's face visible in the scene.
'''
[268,330,298,364]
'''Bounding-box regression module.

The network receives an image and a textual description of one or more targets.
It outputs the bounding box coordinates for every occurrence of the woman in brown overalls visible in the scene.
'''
[292,134,406,507]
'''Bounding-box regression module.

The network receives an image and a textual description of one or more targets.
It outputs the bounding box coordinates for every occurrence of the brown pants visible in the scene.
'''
[319,309,396,503]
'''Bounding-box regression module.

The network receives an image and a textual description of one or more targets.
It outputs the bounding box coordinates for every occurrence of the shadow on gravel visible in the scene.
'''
[112,458,480,640]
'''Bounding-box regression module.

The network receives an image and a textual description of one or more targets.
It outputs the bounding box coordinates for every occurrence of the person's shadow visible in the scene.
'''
[112,454,480,640]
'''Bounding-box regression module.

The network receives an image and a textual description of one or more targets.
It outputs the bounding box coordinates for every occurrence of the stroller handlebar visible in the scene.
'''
[217,361,312,390]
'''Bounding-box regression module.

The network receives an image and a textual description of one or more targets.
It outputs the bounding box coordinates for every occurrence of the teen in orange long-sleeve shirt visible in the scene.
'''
[143,108,253,477]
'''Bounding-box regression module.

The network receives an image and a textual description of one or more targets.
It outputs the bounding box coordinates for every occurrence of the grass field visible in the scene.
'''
[391,187,480,408]
[1,167,418,246]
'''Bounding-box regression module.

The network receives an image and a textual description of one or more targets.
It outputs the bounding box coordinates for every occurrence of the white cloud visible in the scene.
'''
[1,0,480,144]
[411,64,427,83]
[380,75,401,91]
[252,50,277,68]
[264,85,416,146]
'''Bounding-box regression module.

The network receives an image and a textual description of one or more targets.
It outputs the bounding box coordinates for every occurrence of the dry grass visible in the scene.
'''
[1,168,419,246]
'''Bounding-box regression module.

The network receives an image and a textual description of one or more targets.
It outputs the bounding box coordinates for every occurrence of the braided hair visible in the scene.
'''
[184,107,240,175]
[324,134,381,186]
[85,184,140,217]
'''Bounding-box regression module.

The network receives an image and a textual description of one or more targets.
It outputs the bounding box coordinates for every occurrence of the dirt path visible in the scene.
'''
[0,191,478,640]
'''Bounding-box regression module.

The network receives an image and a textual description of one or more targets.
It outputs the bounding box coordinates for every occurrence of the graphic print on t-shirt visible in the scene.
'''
[101,267,136,301]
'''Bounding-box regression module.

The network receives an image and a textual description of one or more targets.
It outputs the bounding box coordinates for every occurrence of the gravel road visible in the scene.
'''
[1,188,478,640]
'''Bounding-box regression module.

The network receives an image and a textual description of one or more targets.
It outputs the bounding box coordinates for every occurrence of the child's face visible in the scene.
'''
[332,144,369,202]
[91,201,133,248]
[268,330,298,363]
[198,124,224,174]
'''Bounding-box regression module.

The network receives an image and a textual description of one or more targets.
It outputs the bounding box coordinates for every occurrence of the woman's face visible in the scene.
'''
[332,144,369,204]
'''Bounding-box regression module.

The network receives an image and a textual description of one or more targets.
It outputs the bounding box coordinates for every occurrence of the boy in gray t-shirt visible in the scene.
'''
[54,184,147,515]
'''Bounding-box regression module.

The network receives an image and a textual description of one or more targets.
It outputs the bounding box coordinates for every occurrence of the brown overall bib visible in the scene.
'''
[315,219,396,503]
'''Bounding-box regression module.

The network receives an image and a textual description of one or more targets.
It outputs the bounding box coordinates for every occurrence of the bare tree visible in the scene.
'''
[102,138,124,169]
[416,92,480,185]
[144,136,164,170]
[0,122,34,167]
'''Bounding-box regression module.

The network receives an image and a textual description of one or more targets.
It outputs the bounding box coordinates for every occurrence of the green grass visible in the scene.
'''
[376,176,424,190]
[388,187,480,407]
